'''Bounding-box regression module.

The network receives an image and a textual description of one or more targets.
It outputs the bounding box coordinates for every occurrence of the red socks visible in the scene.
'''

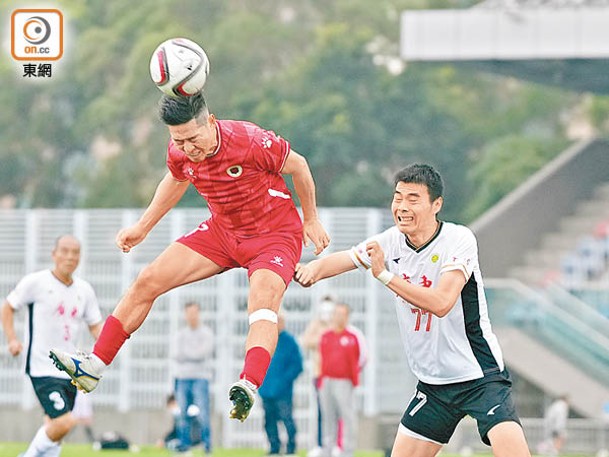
[93,317,271,388]
[240,346,271,387]
[93,315,130,365]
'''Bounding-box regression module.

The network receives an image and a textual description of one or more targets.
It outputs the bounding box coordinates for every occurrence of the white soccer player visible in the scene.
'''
[295,164,531,457]
[1,235,102,457]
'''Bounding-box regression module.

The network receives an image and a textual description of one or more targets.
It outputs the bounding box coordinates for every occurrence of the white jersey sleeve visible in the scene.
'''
[439,226,477,281]
[348,228,395,270]
[79,280,103,326]
[6,273,39,310]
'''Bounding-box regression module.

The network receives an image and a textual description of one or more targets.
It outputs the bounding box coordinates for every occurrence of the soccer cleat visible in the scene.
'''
[49,349,102,393]
[228,378,257,422]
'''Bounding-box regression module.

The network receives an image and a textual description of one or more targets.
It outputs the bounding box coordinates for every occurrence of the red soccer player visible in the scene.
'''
[50,92,329,422]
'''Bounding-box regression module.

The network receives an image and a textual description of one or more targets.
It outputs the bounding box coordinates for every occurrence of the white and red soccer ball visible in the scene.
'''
[149,38,210,97]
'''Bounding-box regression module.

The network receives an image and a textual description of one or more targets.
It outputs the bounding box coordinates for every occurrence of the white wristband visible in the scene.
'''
[375,269,394,286]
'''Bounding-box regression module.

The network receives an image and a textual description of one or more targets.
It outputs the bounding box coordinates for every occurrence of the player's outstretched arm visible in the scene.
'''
[281,150,330,256]
[294,251,356,287]
[116,172,190,253]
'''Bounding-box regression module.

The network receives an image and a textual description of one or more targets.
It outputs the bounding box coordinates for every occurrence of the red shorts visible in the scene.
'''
[177,218,303,286]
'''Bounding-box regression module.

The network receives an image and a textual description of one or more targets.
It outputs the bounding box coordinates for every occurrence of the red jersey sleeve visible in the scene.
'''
[251,128,290,173]
[166,142,189,181]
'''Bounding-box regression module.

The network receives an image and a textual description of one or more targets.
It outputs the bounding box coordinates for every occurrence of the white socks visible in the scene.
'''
[23,426,60,457]
[90,353,107,372]
[43,442,61,457]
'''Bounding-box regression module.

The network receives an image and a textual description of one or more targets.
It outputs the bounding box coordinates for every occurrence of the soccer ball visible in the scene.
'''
[149,38,210,97]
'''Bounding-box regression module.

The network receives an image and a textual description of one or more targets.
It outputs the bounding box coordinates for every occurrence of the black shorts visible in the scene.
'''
[30,376,77,419]
[400,370,521,446]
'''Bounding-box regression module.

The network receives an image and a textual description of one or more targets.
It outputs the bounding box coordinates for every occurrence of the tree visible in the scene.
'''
[0,0,582,218]
[464,134,568,221]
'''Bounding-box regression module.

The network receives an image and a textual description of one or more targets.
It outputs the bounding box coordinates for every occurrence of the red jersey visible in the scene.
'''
[320,328,362,387]
[167,120,302,237]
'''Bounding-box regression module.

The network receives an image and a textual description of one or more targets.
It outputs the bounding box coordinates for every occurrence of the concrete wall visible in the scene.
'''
[471,138,609,277]
[1,407,382,451]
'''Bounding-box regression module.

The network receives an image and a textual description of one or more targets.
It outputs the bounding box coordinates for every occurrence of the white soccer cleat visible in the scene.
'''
[307,447,323,457]
[228,378,257,422]
[49,349,103,393]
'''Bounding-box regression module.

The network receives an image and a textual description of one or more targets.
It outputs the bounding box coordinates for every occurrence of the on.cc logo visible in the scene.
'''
[23,16,51,44]
[11,9,63,61]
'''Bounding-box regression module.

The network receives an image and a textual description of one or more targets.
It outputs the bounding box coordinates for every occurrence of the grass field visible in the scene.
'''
[0,443,599,457]
[1,444,384,457]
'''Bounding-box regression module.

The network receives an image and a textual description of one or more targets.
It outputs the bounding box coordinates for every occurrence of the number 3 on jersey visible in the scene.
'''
[48,391,65,410]
[411,308,432,332]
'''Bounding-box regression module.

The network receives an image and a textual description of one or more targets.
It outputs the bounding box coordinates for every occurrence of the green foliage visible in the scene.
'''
[0,0,585,219]
[464,135,569,221]
[587,94,609,133]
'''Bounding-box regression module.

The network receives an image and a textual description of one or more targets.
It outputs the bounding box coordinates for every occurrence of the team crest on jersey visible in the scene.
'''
[431,254,439,263]
[226,165,243,177]
[340,335,352,346]
[261,135,273,149]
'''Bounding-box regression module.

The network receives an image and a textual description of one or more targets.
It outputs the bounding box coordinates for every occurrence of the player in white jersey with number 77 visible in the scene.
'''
[294,164,531,457]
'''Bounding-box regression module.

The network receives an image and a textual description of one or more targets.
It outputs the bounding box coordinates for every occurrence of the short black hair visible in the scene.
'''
[158,92,208,126]
[394,164,443,202]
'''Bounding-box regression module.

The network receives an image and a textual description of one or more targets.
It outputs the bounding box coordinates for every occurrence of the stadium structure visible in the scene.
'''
[1,0,609,455]
[401,0,609,453]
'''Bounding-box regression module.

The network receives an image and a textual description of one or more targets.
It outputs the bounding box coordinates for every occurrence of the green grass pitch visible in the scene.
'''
[0,443,598,457]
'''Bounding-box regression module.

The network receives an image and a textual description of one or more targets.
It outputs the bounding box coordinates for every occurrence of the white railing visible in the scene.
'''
[0,208,416,448]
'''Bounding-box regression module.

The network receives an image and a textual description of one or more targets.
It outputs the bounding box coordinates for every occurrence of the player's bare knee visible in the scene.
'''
[132,266,165,300]
[249,285,284,311]
[47,413,76,440]
[249,270,286,305]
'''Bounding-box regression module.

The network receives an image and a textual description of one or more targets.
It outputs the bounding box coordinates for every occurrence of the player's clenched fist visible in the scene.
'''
[8,339,22,356]
[303,219,330,256]
[294,262,317,287]
[365,241,386,279]
[116,224,149,253]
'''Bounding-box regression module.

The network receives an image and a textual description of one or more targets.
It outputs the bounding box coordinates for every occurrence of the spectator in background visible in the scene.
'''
[171,301,215,454]
[539,395,570,456]
[318,303,364,457]
[158,394,180,451]
[301,295,336,454]
[259,312,304,457]
[2,235,103,457]
[338,319,368,454]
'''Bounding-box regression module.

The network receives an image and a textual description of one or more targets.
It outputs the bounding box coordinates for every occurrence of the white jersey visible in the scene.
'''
[349,221,504,385]
[545,399,569,433]
[6,270,102,378]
